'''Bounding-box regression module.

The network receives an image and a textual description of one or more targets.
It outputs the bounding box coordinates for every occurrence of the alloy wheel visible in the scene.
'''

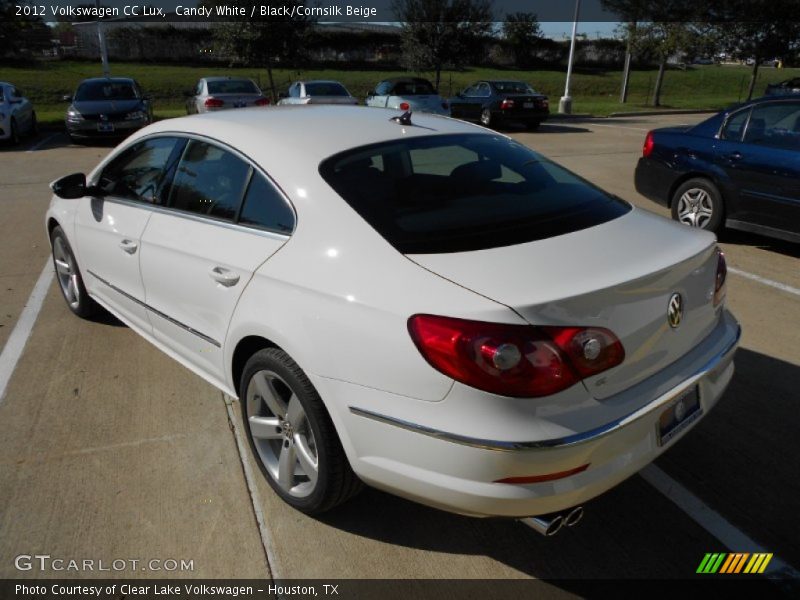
[246,369,319,498]
[53,237,80,310]
[677,187,714,228]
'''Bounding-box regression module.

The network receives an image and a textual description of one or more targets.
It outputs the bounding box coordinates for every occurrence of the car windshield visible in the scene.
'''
[75,81,138,101]
[207,80,259,94]
[492,81,535,94]
[391,81,436,96]
[305,82,349,97]
[320,134,630,254]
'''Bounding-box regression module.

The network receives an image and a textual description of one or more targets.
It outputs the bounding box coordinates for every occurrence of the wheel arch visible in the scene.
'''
[230,335,281,398]
[667,172,721,208]
[46,217,61,246]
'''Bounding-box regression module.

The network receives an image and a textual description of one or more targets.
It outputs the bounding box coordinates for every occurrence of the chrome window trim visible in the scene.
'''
[350,324,741,453]
[87,270,221,347]
[89,130,298,236]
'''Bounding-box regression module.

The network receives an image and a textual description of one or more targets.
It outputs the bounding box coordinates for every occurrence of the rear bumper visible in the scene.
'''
[634,157,676,207]
[321,309,740,517]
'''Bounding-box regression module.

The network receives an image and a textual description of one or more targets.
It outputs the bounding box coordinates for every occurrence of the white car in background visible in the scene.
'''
[366,77,450,116]
[0,82,36,144]
[278,80,359,105]
[46,106,740,534]
[186,76,270,114]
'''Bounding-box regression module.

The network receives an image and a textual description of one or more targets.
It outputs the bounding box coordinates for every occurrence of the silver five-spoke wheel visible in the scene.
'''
[53,236,81,310]
[246,370,319,498]
[676,187,714,228]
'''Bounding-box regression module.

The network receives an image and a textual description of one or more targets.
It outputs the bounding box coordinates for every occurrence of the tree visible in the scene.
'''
[392,0,493,91]
[638,21,694,106]
[502,12,542,68]
[602,0,649,103]
[204,0,312,101]
[711,0,800,100]
[0,0,51,58]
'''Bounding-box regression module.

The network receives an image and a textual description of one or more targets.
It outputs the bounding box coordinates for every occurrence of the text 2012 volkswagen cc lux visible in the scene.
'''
[47,106,740,535]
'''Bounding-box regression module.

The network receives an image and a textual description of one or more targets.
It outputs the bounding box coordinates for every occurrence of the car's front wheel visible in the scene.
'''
[50,225,99,318]
[671,178,724,233]
[241,348,362,514]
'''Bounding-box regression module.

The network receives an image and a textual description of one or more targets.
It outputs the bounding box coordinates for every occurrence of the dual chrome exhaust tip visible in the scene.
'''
[519,506,584,536]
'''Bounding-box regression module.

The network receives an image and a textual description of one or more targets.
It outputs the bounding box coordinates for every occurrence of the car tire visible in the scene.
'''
[241,348,363,515]
[480,108,493,128]
[671,178,724,233]
[50,225,100,318]
[9,118,20,145]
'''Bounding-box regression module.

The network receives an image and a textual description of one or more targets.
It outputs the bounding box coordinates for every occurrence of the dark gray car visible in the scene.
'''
[65,78,152,142]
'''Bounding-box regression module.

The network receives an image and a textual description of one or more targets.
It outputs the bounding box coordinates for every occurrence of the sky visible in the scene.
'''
[540,21,620,40]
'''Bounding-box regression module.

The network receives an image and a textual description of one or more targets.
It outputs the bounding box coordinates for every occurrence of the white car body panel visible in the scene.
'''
[46,106,741,518]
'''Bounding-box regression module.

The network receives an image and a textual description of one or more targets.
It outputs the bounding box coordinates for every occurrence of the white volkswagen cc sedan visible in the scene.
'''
[46,106,740,530]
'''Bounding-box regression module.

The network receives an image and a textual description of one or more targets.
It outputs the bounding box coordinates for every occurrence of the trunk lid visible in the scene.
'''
[407,209,720,399]
[307,96,358,105]
[211,93,264,108]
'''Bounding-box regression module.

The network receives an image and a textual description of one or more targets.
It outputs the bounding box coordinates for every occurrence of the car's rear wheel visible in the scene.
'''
[671,178,724,233]
[50,225,99,318]
[241,348,362,514]
[480,108,493,128]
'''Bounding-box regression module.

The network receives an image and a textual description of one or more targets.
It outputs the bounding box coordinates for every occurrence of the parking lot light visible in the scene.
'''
[559,0,581,115]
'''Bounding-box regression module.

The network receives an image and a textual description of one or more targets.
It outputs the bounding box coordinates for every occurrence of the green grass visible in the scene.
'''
[2,60,799,126]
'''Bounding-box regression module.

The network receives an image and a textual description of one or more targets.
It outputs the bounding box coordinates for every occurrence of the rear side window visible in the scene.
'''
[320,134,630,254]
[239,173,295,234]
[168,140,250,221]
[721,109,750,141]
[743,102,800,148]
[98,137,180,203]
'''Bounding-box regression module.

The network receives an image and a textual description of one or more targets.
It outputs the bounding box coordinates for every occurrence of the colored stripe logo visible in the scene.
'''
[697,552,773,574]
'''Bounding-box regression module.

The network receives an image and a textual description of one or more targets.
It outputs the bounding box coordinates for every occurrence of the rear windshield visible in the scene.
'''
[392,81,436,96]
[75,81,138,101]
[207,79,259,95]
[493,81,535,94]
[305,82,349,97]
[319,134,630,254]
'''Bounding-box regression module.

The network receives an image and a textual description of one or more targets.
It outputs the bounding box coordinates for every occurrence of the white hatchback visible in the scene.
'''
[46,106,740,531]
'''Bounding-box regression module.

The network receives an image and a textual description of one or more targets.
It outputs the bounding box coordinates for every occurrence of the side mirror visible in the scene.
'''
[51,173,90,199]
[62,94,72,102]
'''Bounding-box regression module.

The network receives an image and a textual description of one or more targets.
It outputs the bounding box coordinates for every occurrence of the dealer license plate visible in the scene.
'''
[657,385,702,446]
[97,122,114,132]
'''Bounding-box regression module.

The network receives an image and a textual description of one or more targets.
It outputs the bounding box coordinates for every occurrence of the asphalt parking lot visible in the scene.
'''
[0,115,798,590]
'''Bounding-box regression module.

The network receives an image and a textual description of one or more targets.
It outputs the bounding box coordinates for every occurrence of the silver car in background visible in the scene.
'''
[366,77,450,116]
[0,81,36,144]
[277,80,359,105]
[186,77,270,114]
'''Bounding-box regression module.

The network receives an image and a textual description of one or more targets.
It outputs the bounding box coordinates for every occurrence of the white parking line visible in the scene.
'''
[25,133,59,153]
[641,464,800,582]
[224,393,283,579]
[0,259,53,405]
[728,267,800,297]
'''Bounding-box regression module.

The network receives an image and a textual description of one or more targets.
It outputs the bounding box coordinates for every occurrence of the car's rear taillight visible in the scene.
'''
[254,97,270,106]
[408,315,625,398]
[500,99,515,110]
[399,102,410,111]
[204,97,224,108]
[714,249,727,306]
[643,131,655,157]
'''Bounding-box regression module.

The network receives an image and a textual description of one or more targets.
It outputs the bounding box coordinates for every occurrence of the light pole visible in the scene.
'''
[96,0,110,77]
[559,0,581,114]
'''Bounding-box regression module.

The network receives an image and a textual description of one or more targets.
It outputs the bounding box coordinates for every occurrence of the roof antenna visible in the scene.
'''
[390,110,413,126]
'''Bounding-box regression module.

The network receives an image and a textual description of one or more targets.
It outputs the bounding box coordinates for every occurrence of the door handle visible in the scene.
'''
[119,239,138,254]
[727,151,743,161]
[209,266,240,287]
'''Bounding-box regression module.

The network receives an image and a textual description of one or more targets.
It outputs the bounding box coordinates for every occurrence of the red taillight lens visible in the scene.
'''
[408,315,624,398]
[714,249,727,306]
[643,131,655,157]
[204,97,224,108]
[254,97,270,106]
[500,99,515,110]
[399,102,410,111]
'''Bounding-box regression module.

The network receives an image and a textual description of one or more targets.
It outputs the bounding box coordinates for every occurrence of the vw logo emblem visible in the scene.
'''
[668,293,683,329]
[674,399,686,422]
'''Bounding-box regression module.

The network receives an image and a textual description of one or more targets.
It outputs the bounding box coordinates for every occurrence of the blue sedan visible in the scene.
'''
[634,96,800,243]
